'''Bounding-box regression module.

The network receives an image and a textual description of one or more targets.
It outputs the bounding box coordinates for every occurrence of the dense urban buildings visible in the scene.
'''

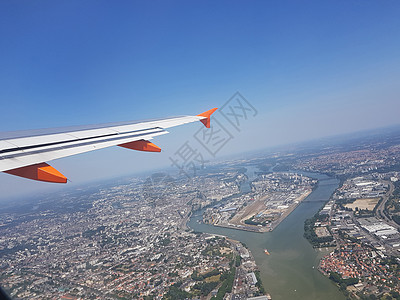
[1,125,400,299]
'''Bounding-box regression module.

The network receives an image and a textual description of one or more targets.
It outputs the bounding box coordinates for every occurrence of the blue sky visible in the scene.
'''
[1,1,400,200]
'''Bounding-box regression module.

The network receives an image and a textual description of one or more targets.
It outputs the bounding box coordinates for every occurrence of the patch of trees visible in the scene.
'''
[386,199,400,214]
[388,291,400,300]
[244,216,268,226]
[393,181,400,197]
[244,218,259,225]
[164,286,192,299]
[329,272,359,288]
[193,281,219,296]
[160,238,171,246]
[211,267,235,300]
[359,294,378,300]
[385,182,400,221]
[201,245,222,257]
[304,216,334,247]
[393,215,400,225]
[235,255,241,267]
[354,207,375,217]
[254,271,265,294]
[191,269,220,281]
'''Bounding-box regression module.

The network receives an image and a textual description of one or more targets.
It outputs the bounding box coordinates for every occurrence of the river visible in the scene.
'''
[187,170,345,300]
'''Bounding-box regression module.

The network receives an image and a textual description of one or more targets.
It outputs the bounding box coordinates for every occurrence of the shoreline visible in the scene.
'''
[269,189,312,231]
[210,189,313,233]
[214,222,264,232]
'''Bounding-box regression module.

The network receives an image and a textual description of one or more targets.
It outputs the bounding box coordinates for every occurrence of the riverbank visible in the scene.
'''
[214,222,264,232]
[269,189,312,231]
[187,173,345,300]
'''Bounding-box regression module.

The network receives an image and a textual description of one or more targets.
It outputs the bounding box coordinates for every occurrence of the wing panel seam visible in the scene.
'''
[0,127,162,155]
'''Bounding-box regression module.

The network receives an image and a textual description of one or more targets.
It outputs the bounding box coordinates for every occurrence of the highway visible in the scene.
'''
[376,181,396,228]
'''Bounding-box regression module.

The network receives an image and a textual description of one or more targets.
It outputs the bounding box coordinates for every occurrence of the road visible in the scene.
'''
[376,181,396,227]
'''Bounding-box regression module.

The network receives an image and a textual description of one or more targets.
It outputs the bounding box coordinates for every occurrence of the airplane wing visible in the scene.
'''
[0,108,217,183]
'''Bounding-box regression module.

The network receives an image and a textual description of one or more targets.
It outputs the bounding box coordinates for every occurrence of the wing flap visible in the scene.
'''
[119,140,161,152]
[4,162,67,183]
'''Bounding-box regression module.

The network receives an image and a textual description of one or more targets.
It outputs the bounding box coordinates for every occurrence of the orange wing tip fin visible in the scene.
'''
[4,163,68,183]
[197,107,218,128]
[118,140,161,152]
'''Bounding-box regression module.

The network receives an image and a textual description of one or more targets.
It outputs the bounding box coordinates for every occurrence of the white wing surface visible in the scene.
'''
[0,108,217,183]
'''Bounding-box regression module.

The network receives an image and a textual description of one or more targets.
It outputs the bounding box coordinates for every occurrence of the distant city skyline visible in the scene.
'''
[1,1,400,200]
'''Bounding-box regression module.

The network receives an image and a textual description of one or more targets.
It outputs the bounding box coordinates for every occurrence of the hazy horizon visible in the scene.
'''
[1,122,399,204]
[1,1,400,200]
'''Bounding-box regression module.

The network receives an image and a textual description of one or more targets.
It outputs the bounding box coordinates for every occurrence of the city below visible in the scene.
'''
[1,125,400,300]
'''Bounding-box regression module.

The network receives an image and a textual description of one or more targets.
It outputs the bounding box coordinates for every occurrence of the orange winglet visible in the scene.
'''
[4,162,68,183]
[118,140,161,152]
[197,107,218,128]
